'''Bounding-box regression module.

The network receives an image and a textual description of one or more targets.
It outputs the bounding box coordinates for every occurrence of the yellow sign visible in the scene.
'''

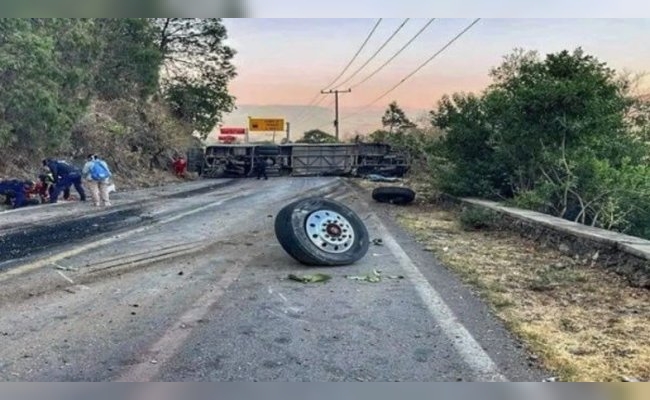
[249,118,285,131]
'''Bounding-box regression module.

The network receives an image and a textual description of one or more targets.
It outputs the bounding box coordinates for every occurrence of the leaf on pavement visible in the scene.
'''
[288,273,332,283]
[346,269,382,283]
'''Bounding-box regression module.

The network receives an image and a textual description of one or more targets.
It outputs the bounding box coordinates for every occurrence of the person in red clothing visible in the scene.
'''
[172,155,187,178]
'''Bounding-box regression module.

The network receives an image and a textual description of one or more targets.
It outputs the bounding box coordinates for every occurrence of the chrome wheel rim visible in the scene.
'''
[305,209,355,253]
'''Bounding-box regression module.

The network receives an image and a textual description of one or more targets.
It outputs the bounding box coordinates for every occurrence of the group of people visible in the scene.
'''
[0,154,113,210]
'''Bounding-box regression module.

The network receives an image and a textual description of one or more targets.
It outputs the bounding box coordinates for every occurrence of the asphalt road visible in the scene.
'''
[0,177,547,381]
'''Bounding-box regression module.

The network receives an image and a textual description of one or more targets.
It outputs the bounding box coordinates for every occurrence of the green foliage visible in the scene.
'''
[430,92,506,198]
[0,17,238,174]
[0,19,96,150]
[368,129,391,143]
[426,46,650,238]
[154,18,237,138]
[297,129,338,144]
[458,207,497,230]
[93,18,162,100]
[381,101,415,133]
[164,79,233,135]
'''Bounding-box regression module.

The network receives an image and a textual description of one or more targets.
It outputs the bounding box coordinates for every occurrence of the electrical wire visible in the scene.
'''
[341,18,481,123]
[349,19,436,89]
[321,18,383,91]
[332,18,410,90]
[292,19,383,125]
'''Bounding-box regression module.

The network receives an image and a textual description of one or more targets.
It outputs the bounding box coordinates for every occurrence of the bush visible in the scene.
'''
[424,47,650,239]
[458,207,498,230]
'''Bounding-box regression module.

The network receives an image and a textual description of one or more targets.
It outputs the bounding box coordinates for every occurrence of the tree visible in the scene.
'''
[93,19,163,101]
[429,92,507,197]
[0,19,97,150]
[382,101,415,133]
[297,129,338,144]
[430,47,650,237]
[153,18,237,138]
[368,129,390,143]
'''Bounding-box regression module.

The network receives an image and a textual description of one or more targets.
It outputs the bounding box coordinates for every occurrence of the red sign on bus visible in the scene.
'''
[219,127,246,135]
[218,135,237,143]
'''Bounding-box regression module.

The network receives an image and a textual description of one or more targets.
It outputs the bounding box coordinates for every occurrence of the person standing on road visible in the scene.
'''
[82,154,112,207]
[254,157,268,180]
[43,158,87,204]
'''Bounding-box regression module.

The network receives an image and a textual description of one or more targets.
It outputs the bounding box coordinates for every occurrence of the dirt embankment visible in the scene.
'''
[1,99,201,210]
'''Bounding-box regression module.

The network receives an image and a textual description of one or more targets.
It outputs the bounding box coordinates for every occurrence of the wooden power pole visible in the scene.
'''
[321,89,351,141]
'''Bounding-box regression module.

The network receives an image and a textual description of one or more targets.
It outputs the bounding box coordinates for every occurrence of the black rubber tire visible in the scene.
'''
[372,186,415,205]
[274,197,370,266]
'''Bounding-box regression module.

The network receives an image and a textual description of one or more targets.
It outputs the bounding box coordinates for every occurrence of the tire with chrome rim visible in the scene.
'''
[274,197,370,266]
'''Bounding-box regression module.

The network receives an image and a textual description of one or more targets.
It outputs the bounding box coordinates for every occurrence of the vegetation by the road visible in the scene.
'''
[357,178,649,382]
[0,18,236,183]
[354,46,650,382]
[365,47,650,240]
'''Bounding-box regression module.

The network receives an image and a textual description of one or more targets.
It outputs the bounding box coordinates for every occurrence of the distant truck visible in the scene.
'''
[186,143,410,179]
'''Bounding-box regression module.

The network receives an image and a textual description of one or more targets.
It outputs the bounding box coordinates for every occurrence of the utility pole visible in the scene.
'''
[321,89,351,141]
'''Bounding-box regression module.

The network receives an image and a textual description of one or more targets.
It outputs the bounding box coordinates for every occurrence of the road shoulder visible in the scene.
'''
[347,178,549,381]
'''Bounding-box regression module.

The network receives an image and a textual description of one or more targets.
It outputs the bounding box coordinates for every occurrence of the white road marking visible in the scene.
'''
[55,270,74,284]
[114,262,245,382]
[370,214,508,381]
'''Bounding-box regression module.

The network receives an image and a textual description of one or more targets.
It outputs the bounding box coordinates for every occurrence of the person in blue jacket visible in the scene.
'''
[42,158,87,203]
[0,179,38,209]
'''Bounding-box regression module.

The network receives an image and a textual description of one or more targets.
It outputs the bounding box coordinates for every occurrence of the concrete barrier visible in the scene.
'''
[448,197,650,288]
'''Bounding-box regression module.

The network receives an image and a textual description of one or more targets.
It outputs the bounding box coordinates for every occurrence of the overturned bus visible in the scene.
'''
[187,143,410,179]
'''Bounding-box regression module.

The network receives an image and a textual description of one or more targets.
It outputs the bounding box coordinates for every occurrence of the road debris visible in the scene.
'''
[372,238,384,246]
[365,174,400,183]
[275,197,370,266]
[346,269,404,283]
[287,273,331,283]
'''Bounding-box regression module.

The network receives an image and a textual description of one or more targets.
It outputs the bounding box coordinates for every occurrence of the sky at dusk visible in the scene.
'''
[219,18,650,140]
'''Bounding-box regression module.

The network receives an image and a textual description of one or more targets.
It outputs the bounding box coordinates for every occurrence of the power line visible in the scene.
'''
[333,19,410,90]
[349,19,436,89]
[292,95,331,127]
[292,19,382,126]
[321,18,383,91]
[367,18,481,107]
[341,18,481,123]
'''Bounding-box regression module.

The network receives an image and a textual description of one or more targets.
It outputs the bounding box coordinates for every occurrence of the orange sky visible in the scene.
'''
[219,18,650,138]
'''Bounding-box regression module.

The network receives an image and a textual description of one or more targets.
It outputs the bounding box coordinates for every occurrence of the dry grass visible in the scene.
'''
[394,204,650,382]
[357,173,650,381]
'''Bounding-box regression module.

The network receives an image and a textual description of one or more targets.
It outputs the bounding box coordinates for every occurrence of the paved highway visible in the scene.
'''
[0,177,545,381]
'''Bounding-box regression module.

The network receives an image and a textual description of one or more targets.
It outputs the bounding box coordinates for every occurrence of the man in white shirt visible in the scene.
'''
[82,154,113,207]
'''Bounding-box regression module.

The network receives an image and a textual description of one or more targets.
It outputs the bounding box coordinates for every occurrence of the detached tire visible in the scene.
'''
[274,197,370,266]
[372,186,415,205]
